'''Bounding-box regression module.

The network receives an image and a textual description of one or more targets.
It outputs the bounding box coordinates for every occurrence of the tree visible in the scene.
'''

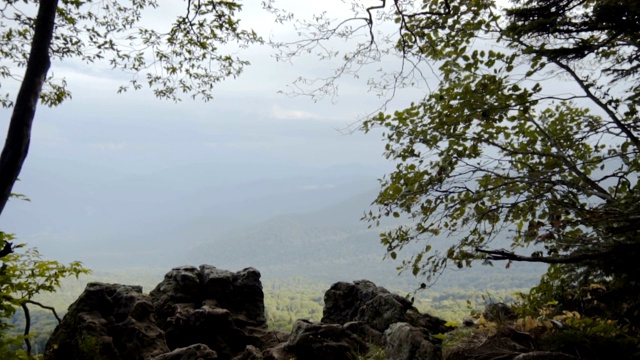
[271,0,640,324]
[0,1,261,355]
[0,231,88,359]
[0,0,262,221]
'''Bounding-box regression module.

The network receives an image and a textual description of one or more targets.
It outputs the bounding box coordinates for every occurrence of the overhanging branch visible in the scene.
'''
[475,244,633,265]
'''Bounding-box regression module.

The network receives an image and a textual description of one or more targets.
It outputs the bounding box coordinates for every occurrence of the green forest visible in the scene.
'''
[1,0,640,359]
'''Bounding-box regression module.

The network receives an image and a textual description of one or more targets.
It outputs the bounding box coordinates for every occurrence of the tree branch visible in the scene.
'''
[19,299,62,359]
[475,244,632,265]
[20,301,32,358]
[551,59,640,151]
[527,114,614,202]
[24,299,62,323]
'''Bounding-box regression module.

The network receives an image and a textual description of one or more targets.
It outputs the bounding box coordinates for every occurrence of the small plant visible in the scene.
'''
[0,231,90,358]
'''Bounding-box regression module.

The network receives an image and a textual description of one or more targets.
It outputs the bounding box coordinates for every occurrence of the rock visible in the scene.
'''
[45,266,458,360]
[152,344,218,360]
[233,345,263,360]
[322,280,392,326]
[286,319,368,360]
[149,265,266,329]
[262,342,293,360]
[322,280,448,335]
[513,352,579,360]
[45,265,279,360]
[443,327,533,360]
[148,265,270,359]
[384,322,440,360]
[200,265,266,327]
[357,292,413,332]
[343,321,384,346]
[44,283,168,360]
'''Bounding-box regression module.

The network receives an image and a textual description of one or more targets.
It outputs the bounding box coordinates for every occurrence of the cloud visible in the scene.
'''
[270,105,321,120]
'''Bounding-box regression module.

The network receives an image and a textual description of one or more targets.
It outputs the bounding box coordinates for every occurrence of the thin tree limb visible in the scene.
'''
[475,243,638,264]
[20,301,32,358]
[24,299,62,323]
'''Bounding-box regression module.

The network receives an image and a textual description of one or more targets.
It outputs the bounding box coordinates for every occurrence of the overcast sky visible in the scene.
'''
[0,1,429,178]
[0,1,428,268]
[0,1,562,288]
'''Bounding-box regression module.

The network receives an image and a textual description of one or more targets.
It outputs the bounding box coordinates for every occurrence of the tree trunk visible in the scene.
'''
[0,0,59,218]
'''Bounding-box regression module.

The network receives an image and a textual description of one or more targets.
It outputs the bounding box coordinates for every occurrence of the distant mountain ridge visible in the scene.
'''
[185,187,546,290]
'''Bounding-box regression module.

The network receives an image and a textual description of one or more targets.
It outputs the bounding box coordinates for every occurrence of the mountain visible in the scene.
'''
[184,188,547,291]
[2,155,388,269]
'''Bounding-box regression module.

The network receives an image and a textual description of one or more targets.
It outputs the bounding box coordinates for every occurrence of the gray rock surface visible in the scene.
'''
[44,265,273,360]
[152,343,218,360]
[322,279,448,335]
[44,283,168,360]
[384,322,440,360]
[286,319,368,360]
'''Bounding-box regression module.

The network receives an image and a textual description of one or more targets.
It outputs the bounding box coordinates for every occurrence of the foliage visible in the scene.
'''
[0,231,89,358]
[0,0,262,105]
[267,0,640,340]
[359,0,639,281]
[0,1,260,353]
[263,278,326,332]
[443,302,639,360]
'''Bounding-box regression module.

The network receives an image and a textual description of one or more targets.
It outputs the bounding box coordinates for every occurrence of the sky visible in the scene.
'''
[0,0,424,270]
[0,0,562,291]
[0,0,420,176]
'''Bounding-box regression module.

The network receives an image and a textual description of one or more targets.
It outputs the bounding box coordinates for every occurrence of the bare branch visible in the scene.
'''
[24,299,62,323]
[551,59,640,151]
[20,301,31,358]
[475,246,619,265]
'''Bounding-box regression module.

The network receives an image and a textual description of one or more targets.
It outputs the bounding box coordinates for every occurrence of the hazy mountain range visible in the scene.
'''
[3,154,545,291]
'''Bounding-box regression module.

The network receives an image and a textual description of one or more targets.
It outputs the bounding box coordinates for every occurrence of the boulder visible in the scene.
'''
[286,319,368,360]
[262,342,293,360]
[148,265,270,359]
[45,265,277,360]
[384,322,440,360]
[44,283,168,360]
[152,344,218,360]
[513,352,579,360]
[343,321,384,346]
[322,280,448,335]
[149,265,266,329]
[233,345,263,360]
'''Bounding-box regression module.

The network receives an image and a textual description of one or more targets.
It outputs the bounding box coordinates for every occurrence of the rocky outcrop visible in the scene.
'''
[286,319,368,360]
[152,344,218,360]
[322,279,449,346]
[385,322,441,360]
[44,265,276,360]
[148,265,271,358]
[44,283,168,360]
[44,269,453,360]
[43,265,582,360]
